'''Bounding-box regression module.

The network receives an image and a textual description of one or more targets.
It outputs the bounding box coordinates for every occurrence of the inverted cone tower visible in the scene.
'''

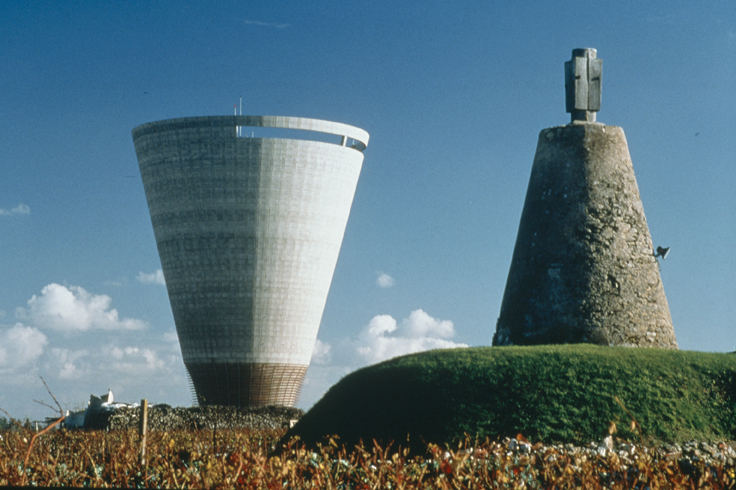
[133,115,369,407]
[493,49,677,349]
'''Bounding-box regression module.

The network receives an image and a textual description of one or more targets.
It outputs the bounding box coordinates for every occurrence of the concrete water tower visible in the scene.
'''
[493,49,677,349]
[133,115,369,407]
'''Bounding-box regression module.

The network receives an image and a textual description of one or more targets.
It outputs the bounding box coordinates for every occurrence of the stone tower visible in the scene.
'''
[493,49,677,349]
[133,115,369,407]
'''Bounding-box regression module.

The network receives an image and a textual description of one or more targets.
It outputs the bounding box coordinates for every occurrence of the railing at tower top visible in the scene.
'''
[235,125,364,150]
[132,115,369,152]
[233,115,369,152]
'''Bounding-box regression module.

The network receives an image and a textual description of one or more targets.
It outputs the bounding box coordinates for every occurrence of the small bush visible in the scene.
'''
[285,345,736,449]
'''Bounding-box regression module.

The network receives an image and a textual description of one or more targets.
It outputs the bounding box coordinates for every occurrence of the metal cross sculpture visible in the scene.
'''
[565,48,602,122]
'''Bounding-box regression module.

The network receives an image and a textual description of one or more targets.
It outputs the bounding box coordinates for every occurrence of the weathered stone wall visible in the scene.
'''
[493,122,677,348]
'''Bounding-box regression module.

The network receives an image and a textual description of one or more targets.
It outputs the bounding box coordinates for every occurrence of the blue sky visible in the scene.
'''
[1,1,734,421]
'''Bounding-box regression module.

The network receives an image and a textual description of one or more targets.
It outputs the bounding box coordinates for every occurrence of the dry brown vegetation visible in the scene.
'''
[1,426,734,489]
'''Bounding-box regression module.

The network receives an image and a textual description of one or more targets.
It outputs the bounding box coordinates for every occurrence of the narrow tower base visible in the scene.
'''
[186,362,308,408]
[493,122,677,349]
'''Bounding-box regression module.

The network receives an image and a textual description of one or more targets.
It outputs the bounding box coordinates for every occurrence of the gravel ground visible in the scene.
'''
[81,405,303,431]
[74,407,736,475]
[491,436,736,478]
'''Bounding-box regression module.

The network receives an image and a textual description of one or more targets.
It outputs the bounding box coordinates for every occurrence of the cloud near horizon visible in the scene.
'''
[42,330,181,383]
[311,339,331,365]
[356,309,467,364]
[0,324,47,368]
[299,309,468,408]
[1,285,187,419]
[0,320,187,417]
[137,269,166,285]
[16,283,147,332]
[0,203,30,217]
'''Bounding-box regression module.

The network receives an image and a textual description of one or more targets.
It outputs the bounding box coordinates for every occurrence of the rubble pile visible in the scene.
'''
[82,405,303,431]
[477,436,736,483]
[499,436,736,471]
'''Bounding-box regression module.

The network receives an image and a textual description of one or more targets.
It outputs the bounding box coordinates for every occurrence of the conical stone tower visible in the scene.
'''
[493,49,677,349]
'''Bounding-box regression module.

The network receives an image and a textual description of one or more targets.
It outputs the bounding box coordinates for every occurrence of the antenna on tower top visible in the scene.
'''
[234,104,239,137]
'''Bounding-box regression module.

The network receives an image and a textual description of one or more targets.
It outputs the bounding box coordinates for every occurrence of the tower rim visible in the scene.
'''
[132,115,369,151]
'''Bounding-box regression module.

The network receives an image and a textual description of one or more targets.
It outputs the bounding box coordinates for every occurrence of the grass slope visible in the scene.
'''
[285,345,736,449]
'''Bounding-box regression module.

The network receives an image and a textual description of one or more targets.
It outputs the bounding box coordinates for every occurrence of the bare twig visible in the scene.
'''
[614,396,646,446]
[0,406,16,422]
[33,399,60,413]
[0,405,22,430]
[21,414,65,486]
[39,376,64,417]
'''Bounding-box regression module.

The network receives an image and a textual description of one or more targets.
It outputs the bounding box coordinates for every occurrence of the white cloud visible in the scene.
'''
[0,203,30,216]
[43,341,178,384]
[0,294,188,419]
[297,310,469,410]
[104,346,166,373]
[49,348,89,380]
[16,283,147,332]
[364,314,397,337]
[162,330,180,344]
[376,273,395,288]
[0,324,47,367]
[356,309,467,364]
[137,270,165,285]
[403,309,455,339]
[311,339,332,365]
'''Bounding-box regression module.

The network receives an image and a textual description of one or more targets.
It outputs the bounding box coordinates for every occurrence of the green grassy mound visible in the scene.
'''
[284,345,736,449]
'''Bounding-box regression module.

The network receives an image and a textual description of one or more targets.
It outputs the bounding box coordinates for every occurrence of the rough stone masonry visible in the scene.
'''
[493,49,677,349]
